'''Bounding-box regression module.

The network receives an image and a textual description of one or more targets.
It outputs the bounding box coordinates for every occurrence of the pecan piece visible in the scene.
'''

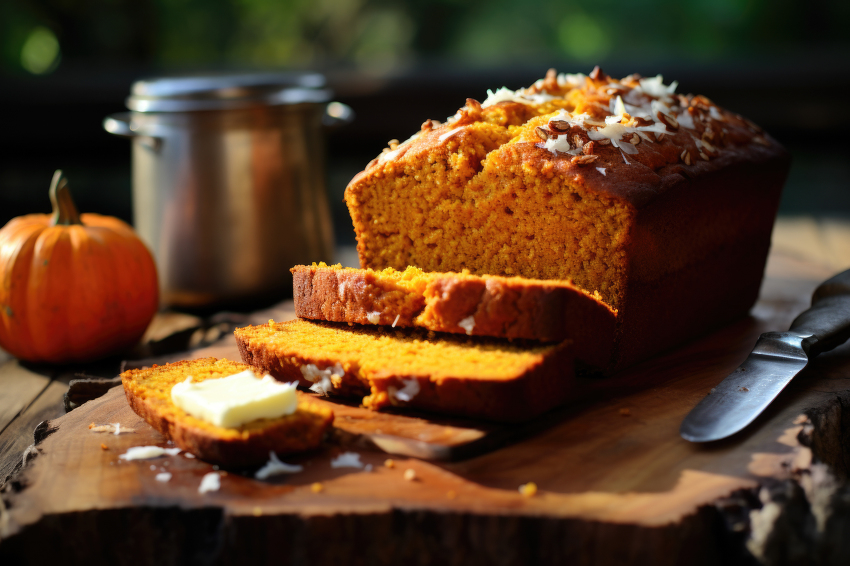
[656,111,679,131]
[571,154,599,165]
[548,120,570,134]
[680,149,691,165]
[535,126,550,141]
[589,66,609,82]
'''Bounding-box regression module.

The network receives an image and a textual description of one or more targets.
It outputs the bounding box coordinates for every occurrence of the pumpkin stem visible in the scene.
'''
[49,170,83,226]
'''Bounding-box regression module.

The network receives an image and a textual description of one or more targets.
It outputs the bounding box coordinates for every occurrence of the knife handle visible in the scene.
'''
[789,268,850,357]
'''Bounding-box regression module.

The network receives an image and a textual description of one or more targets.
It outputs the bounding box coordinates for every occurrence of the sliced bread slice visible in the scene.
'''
[235,319,573,422]
[121,357,334,466]
[292,263,616,369]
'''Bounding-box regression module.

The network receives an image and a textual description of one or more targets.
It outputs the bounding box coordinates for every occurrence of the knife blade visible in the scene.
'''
[680,267,850,442]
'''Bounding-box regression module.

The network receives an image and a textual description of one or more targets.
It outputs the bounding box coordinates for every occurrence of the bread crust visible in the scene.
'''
[121,358,334,467]
[235,320,574,423]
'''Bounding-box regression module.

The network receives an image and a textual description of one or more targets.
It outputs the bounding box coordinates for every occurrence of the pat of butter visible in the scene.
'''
[171,370,298,428]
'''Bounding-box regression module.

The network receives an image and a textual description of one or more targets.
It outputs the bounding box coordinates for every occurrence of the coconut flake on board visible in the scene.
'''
[330,452,365,469]
[119,446,182,460]
[199,472,221,494]
[255,451,304,480]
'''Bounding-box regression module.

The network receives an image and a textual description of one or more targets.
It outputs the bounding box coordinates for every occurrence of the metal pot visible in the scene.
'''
[104,72,352,309]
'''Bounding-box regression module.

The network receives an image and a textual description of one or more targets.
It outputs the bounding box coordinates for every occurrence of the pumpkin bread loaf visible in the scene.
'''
[121,357,334,466]
[292,262,615,369]
[345,68,790,371]
[235,319,573,422]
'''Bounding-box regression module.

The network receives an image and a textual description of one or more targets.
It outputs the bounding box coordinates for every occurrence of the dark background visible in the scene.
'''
[2,0,849,245]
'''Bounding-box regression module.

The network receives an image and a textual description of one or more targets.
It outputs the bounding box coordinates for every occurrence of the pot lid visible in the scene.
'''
[127,72,332,112]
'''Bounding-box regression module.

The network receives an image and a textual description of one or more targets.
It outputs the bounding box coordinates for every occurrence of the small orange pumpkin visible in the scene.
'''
[0,170,159,363]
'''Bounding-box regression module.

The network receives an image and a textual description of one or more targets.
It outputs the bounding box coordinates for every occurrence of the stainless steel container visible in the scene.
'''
[104,72,350,309]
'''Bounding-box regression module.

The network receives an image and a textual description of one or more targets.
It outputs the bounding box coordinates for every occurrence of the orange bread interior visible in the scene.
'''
[121,357,334,466]
[235,319,573,422]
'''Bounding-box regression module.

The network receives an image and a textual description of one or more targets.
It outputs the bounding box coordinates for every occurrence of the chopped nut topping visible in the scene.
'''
[656,111,679,131]
[753,136,770,146]
[571,154,598,166]
[656,133,666,142]
[421,119,440,131]
[572,135,584,149]
[388,139,399,150]
[548,120,570,134]
[597,138,611,145]
[384,459,395,468]
[629,134,641,145]
[535,126,550,141]
[403,468,417,481]
[582,141,596,155]
[680,149,691,165]
[589,66,609,82]
[699,152,709,161]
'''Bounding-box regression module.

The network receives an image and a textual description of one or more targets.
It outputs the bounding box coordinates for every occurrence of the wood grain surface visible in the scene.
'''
[1,224,849,565]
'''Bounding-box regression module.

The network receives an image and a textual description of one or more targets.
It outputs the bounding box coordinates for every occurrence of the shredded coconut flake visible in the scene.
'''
[90,423,135,435]
[392,314,400,328]
[119,446,180,461]
[330,452,365,469]
[596,167,607,176]
[156,472,172,482]
[255,451,304,480]
[301,363,345,396]
[366,311,381,324]
[457,315,475,335]
[390,378,421,403]
[199,472,221,494]
[438,125,465,143]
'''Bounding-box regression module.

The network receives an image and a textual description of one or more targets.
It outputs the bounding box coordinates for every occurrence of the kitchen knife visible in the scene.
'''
[680,268,850,443]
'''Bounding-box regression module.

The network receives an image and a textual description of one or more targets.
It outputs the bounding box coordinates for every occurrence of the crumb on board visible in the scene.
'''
[100,443,108,450]
[519,482,538,497]
[384,459,395,469]
[311,482,324,493]
[403,468,417,481]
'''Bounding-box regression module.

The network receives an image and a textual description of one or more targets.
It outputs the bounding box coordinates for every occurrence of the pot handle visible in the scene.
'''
[322,102,354,128]
[103,112,165,151]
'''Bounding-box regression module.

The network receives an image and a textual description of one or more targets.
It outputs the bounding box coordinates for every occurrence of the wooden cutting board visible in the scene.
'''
[2,249,849,565]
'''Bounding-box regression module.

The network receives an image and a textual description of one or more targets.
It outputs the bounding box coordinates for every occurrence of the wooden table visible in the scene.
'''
[1,217,849,565]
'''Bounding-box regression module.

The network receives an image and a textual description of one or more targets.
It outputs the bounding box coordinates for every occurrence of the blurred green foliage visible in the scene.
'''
[2,0,848,73]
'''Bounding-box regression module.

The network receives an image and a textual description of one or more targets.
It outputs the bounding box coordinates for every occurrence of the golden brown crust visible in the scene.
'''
[235,320,574,423]
[291,264,616,369]
[120,358,334,466]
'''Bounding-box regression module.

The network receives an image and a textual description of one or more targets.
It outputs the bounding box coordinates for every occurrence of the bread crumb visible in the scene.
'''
[446,490,457,499]
[739,387,749,392]
[89,423,95,429]
[619,408,631,416]
[384,459,395,468]
[519,482,537,497]
[403,468,417,481]
[100,443,108,450]
[253,507,263,517]
[311,482,324,493]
